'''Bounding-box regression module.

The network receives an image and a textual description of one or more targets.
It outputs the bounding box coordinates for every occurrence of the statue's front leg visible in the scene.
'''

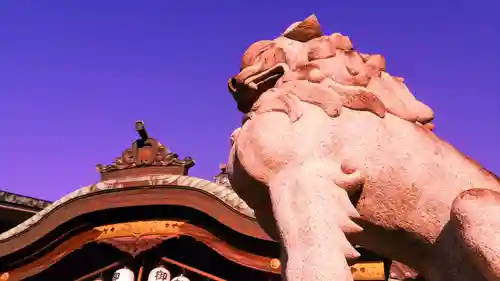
[450,188,500,281]
[269,159,363,281]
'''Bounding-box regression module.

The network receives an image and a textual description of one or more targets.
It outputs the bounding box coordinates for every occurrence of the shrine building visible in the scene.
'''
[0,121,401,281]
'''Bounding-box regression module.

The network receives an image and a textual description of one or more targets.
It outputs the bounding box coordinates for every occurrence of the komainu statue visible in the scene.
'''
[225,15,500,281]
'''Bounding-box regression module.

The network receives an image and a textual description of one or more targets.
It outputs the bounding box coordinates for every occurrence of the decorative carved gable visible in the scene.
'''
[96,121,194,180]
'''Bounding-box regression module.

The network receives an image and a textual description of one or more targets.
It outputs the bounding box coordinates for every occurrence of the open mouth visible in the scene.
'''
[228,64,286,113]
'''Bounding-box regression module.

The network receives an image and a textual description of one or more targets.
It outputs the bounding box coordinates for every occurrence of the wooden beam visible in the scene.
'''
[74,261,122,281]
[161,257,227,281]
[136,266,144,281]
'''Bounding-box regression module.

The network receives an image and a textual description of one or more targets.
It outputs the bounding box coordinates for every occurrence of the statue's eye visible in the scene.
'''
[241,40,275,69]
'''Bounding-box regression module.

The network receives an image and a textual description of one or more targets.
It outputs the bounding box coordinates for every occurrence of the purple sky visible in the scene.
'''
[1,1,498,201]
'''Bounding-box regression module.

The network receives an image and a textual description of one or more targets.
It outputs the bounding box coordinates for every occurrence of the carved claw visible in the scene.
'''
[268,160,362,281]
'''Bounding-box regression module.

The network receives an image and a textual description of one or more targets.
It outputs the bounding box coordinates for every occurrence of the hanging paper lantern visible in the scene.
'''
[112,267,135,281]
[147,265,171,281]
[93,278,104,281]
[171,274,190,281]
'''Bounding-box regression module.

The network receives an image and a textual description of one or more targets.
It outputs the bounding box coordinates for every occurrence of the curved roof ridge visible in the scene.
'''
[0,190,51,210]
[0,174,254,242]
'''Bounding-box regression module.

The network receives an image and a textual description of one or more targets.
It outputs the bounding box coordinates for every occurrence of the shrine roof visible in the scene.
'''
[0,121,262,278]
[0,120,391,281]
[0,190,51,211]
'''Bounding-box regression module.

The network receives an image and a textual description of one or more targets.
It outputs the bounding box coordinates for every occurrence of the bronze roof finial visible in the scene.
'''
[95,121,195,180]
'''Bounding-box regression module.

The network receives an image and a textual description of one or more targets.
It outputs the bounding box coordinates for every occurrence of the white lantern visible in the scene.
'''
[112,267,135,281]
[172,274,190,281]
[147,265,171,281]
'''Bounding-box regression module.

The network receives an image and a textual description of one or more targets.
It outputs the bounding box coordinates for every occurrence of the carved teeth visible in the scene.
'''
[248,82,258,90]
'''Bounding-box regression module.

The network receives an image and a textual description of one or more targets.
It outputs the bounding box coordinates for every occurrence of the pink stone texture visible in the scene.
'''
[225,15,500,281]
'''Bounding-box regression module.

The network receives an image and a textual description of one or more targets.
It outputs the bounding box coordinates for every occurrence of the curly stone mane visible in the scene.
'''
[229,15,435,129]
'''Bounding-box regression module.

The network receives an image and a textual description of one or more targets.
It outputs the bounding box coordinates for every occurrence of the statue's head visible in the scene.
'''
[227,15,323,113]
[227,15,434,126]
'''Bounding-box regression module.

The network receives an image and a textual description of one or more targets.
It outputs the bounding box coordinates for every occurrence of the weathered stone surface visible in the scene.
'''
[226,15,500,281]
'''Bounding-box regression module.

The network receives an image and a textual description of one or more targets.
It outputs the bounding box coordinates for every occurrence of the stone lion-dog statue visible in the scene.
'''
[225,15,500,281]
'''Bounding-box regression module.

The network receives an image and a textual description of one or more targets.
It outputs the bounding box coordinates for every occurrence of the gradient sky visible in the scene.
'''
[0,1,498,201]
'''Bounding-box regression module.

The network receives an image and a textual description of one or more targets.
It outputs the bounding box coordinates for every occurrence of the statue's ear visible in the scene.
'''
[282,14,323,42]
